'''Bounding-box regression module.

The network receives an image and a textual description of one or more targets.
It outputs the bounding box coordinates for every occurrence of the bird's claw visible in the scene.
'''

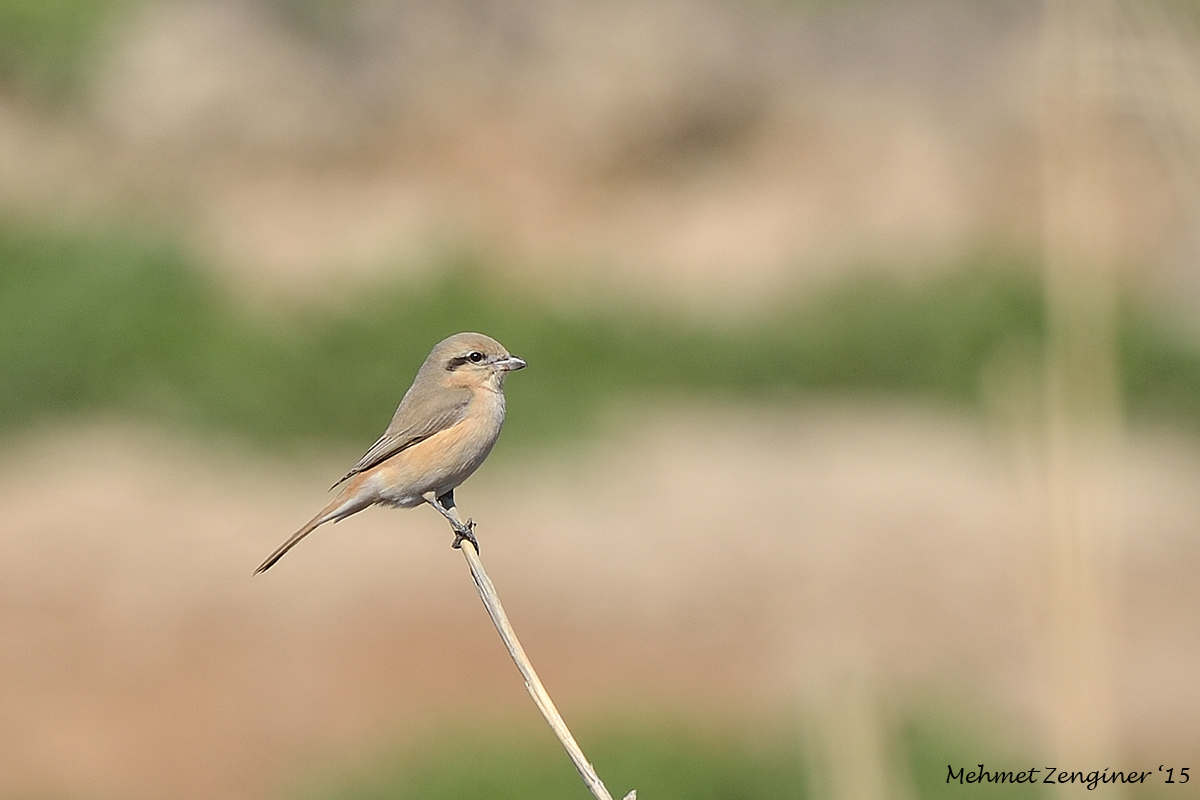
[452,518,479,552]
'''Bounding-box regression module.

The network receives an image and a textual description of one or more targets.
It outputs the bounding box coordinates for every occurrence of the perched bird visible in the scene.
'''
[255,332,526,573]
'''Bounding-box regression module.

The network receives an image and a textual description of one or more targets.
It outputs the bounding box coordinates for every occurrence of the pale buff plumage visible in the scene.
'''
[255,332,525,573]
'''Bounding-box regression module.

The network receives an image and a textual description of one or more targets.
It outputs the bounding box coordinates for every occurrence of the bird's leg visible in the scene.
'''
[423,490,478,552]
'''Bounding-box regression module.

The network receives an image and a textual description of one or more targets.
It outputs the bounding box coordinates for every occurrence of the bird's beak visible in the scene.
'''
[495,355,527,371]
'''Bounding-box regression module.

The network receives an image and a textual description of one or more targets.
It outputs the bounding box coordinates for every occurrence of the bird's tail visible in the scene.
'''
[254,492,368,574]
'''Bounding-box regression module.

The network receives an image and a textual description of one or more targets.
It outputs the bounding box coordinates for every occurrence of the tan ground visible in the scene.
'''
[0,0,1190,310]
[0,406,1197,799]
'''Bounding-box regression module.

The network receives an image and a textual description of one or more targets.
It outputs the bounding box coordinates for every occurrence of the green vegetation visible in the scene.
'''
[296,722,807,800]
[0,0,134,97]
[292,712,1176,800]
[289,715,1063,800]
[1,222,1198,453]
[901,716,1045,800]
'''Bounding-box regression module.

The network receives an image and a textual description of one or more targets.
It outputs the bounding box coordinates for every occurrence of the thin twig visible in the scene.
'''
[438,505,635,800]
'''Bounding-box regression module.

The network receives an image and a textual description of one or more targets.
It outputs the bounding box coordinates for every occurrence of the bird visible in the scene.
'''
[255,332,526,573]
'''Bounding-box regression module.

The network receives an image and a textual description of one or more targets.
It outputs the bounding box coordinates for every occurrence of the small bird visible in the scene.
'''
[255,332,526,573]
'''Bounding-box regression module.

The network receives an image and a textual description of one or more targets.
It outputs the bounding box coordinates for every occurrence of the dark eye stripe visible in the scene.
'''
[446,352,486,370]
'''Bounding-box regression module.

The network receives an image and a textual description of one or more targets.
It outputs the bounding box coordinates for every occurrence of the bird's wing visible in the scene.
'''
[331,392,471,488]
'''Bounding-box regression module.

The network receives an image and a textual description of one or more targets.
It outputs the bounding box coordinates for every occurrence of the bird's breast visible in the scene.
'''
[370,389,506,506]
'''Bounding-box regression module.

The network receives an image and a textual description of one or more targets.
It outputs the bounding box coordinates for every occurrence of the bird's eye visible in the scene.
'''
[468,351,485,363]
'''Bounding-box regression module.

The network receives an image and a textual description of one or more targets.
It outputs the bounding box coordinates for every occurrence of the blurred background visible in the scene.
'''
[2,0,1200,798]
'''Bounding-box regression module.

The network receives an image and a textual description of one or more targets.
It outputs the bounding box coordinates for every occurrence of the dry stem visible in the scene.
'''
[436,502,634,800]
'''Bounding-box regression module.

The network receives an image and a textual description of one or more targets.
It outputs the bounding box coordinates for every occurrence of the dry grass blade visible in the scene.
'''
[439,505,633,800]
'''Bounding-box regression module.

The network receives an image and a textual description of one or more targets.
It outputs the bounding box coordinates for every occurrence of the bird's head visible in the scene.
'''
[429,332,526,391]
